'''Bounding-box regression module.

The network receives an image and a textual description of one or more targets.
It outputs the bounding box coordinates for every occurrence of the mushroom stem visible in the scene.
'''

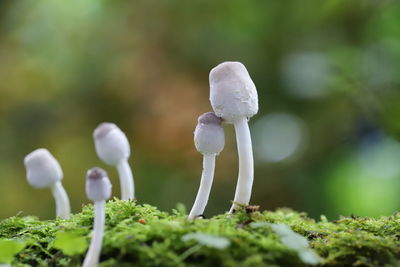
[51,181,71,219]
[188,154,216,219]
[116,160,134,200]
[230,117,254,213]
[83,200,106,267]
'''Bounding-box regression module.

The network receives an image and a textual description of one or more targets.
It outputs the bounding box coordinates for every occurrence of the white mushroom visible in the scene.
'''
[83,167,112,267]
[24,148,71,219]
[188,112,225,220]
[93,122,134,200]
[209,61,258,212]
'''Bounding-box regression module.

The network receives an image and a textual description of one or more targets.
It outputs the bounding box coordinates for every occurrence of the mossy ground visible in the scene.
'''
[1,199,400,267]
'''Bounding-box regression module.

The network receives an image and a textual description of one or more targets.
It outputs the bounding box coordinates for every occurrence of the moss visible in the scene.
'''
[0,199,400,267]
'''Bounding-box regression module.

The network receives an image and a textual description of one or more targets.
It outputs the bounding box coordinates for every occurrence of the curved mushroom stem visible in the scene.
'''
[230,117,254,213]
[116,160,134,200]
[83,200,106,267]
[51,182,71,219]
[188,154,216,220]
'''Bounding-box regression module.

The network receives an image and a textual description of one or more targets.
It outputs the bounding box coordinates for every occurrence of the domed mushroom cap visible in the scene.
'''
[93,122,130,165]
[86,167,112,201]
[24,148,63,188]
[194,112,225,155]
[209,61,258,124]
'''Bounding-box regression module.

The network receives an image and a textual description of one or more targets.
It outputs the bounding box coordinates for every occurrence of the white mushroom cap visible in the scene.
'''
[86,167,112,202]
[194,112,225,155]
[24,148,63,188]
[93,122,130,166]
[209,61,258,124]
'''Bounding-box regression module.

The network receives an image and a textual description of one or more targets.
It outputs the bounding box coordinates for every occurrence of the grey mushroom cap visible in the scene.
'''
[93,122,130,165]
[86,167,112,201]
[24,148,63,188]
[93,123,118,140]
[194,112,225,155]
[87,167,107,181]
[209,61,258,124]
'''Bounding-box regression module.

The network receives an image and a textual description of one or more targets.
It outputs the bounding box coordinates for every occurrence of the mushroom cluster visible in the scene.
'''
[23,122,135,266]
[20,60,258,265]
[189,61,258,218]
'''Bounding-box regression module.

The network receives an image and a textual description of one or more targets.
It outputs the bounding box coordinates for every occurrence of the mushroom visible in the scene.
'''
[93,122,134,200]
[24,148,71,219]
[82,167,112,267]
[209,61,258,212]
[188,112,225,220]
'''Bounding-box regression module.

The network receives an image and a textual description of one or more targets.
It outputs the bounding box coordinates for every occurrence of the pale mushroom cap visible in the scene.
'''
[86,167,112,201]
[209,61,258,124]
[24,148,63,188]
[93,122,131,165]
[194,112,225,155]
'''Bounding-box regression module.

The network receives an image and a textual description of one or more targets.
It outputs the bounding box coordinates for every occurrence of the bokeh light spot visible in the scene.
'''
[252,113,308,163]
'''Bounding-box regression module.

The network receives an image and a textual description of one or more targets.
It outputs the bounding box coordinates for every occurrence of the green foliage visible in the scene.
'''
[0,199,399,266]
[0,239,26,264]
[52,231,88,256]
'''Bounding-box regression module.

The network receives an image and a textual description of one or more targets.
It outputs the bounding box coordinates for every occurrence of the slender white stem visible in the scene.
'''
[51,182,71,219]
[83,201,106,267]
[230,117,254,213]
[188,154,216,220]
[116,160,134,200]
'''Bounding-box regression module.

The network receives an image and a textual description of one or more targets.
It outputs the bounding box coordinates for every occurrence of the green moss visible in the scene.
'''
[0,200,399,266]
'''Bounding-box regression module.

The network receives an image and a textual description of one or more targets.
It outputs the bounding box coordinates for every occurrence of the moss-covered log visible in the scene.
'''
[0,199,399,266]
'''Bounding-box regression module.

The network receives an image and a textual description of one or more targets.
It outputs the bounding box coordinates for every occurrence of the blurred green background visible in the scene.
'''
[1,0,400,220]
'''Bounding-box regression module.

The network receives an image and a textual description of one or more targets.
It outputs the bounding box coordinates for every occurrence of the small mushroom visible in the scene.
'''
[24,148,71,219]
[93,122,134,200]
[209,61,258,213]
[82,167,112,267]
[188,112,225,220]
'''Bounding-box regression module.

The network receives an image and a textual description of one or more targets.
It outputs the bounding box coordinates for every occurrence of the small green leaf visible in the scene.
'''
[53,231,88,256]
[182,232,230,249]
[0,239,26,264]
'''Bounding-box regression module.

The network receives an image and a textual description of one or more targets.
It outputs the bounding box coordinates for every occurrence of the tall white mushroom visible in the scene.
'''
[188,112,225,220]
[93,122,134,200]
[24,148,71,219]
[209,61,258,212]
[83,167,112,267]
